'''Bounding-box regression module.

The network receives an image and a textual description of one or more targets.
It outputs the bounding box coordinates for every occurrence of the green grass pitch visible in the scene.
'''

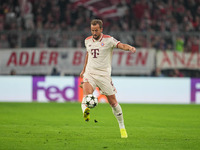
[0,102,200,150]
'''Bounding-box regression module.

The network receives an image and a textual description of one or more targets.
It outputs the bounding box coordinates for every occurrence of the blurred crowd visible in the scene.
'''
[0,0,200,77]
[0,0,199,51]
[151,68,200,78]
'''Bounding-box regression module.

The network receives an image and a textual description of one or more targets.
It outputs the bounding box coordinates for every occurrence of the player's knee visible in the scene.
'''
[110,102,118,107]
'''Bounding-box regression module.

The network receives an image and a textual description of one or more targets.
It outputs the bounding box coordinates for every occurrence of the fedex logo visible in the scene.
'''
[32,77,79,102]
[191,79,200,103]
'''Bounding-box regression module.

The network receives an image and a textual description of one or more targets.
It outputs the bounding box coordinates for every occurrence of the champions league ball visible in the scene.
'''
[84,94,98,108]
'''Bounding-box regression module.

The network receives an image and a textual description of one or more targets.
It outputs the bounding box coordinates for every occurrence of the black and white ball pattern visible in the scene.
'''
[84,94,98,108]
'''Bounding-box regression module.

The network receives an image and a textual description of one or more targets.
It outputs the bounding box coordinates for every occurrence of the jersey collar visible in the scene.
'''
[92,33,103,42]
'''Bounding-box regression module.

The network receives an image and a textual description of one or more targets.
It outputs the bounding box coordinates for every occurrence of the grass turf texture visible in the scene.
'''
[0,103,200,150]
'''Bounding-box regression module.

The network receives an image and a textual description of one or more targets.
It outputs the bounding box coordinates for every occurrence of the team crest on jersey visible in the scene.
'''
[101,42,105,46]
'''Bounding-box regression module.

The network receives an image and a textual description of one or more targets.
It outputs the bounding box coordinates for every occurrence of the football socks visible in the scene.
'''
[112,104,125,129]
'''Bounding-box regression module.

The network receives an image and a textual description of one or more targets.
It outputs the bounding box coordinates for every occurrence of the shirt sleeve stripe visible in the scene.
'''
[116,42,120,48]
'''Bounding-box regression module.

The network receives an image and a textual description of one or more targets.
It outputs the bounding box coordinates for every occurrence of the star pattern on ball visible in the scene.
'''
[91,96,95,100]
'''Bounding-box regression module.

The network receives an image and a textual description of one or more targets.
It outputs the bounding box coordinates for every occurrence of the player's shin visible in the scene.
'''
[82,96,91,121]
[81,96,87,113]
[112,103,125,129]
[112,104,128,138]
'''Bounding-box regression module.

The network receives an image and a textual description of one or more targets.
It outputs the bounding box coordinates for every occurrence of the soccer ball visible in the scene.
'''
[84,94,98,108]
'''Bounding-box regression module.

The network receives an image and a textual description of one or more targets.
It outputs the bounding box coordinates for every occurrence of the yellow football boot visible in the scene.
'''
[120,128,128,138]
[83,107,90,121]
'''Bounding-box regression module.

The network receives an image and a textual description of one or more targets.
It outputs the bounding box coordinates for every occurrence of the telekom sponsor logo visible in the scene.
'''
[32,77,79,101]
[91,49,99,58]
[191,79,200,103]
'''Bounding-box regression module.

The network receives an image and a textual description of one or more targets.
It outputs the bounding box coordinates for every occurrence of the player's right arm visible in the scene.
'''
[80,52,88,78]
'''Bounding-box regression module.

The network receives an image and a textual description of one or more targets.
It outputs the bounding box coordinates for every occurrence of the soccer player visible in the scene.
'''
[80,19,136,138]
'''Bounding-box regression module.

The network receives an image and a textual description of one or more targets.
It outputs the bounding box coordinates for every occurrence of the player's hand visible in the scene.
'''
[129,46,136,53]
[80,71,84,78]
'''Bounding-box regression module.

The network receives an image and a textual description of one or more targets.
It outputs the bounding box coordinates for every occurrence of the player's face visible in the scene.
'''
[91,24,103,40]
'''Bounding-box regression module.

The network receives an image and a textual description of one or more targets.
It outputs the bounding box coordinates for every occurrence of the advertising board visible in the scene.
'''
[0,76,199,104]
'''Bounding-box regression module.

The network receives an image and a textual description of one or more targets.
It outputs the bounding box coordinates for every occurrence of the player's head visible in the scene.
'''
[91,19,103,40]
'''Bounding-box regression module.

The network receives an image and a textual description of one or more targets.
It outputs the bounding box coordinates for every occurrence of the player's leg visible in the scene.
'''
[95,75,128,138]
[106,94,128,138]
[82,82,93,112]
[82,82,94,121]
[81,73,97,121]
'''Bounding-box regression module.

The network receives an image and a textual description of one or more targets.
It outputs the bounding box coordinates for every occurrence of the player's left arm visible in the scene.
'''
[117,43,136,53]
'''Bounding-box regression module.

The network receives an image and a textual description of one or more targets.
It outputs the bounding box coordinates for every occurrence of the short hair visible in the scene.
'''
[91,19,103,28]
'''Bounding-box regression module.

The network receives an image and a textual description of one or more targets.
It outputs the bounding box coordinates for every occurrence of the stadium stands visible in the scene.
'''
[0,0,200,77]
